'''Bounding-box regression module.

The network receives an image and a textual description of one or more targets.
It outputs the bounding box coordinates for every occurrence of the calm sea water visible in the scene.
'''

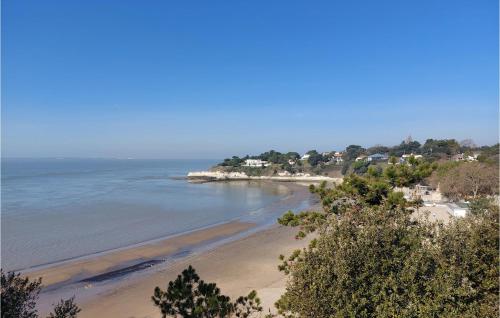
[1,159,304,271]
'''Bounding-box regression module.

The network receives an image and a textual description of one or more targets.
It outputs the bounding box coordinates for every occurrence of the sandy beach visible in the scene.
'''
[26,221,256,288]
[32,181,318,317]
[38,225,309,318]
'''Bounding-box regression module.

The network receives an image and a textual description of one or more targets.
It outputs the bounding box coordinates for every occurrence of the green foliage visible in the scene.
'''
[275,152,499,318]
[344,145,366,161]
[352,160,370,175]
[278,210,326,237]
[421,138,461,160]
[469,197,494,216]
[152,265,262,318]
[277,211,301,227]
[1,271,41,318]
[383,158,436,187]
[219,156,246,167]
[307,151,324,167]
[477,143,499,164]
[367,165,383,178]
[47,298,80,318]
[1,271,80,318]
[367,145,390,155]
[276,201,499,317]
[389,140,422,157]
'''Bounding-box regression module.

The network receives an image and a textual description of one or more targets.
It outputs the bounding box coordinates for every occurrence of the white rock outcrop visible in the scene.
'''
[187,171,342,183]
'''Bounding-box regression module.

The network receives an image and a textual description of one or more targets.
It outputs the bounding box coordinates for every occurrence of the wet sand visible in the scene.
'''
[27,221,255,287]
[33,181,318,317]
[75,225,310,318]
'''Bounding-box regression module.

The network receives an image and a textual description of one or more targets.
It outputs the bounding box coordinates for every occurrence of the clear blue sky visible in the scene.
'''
[2,0,498,158]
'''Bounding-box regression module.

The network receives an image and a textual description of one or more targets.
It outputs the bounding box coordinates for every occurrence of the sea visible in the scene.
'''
[1,158,312,271]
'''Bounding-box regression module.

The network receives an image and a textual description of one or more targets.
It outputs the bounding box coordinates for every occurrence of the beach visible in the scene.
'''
[26,221,256,287]
[27,177,320,317]
[37,224,311,318]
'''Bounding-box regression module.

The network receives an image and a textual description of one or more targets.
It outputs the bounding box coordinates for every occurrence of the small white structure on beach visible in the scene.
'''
[243,159,270,167]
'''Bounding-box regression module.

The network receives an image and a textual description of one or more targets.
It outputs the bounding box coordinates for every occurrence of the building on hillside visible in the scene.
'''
[367,153,388,162]
[301,154,310,161]
[243,159,270,167]
[355,156,366,162]
[288,159,296,165]
[331,152,344,163]
[400,153,423,164]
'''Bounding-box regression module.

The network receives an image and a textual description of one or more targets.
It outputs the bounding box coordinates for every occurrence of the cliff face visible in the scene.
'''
[187,171,249,180]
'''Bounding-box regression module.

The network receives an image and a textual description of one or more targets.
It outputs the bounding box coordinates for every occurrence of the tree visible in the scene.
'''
[275,182,499,317]
[307,152,324,167]
[367,144,390,155]
[351,160,370,175]
[152,265,262,318]
[430,162,499,200]
[1,271,41,318]
[219,156,244,167]
[389,140,421,157]
[344,145,365,161]
[421,139,461,159]
[47,298,81,318]
[1,271,80,318]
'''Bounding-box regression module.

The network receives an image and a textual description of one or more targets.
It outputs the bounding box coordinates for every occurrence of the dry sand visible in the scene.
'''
[33,181,317,317]
[68,226,307,318]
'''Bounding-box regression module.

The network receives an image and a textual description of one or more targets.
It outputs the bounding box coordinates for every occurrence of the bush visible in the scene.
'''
[276,201,499,317]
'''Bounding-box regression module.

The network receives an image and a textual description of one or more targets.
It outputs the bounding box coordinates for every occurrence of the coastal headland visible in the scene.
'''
[187,170,343,183]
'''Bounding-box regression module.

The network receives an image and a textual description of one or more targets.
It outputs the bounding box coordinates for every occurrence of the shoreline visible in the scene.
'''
[187,170,343,183]
[32,180,318,316]
[18,180,308,277]
[27,221,256,288]
[39,225,312,318]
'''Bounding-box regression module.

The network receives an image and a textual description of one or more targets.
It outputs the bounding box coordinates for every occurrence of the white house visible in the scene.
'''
[400,153,423,163]
[333,152,344,163]
[301,154,310,161]
[243,159,270,167]
[367,153,388,162]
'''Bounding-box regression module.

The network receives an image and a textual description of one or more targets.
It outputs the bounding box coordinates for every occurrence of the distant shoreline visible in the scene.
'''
[187,170,343,183]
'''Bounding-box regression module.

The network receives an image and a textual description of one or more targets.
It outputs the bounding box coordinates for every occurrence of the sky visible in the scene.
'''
[2,0,498,159]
